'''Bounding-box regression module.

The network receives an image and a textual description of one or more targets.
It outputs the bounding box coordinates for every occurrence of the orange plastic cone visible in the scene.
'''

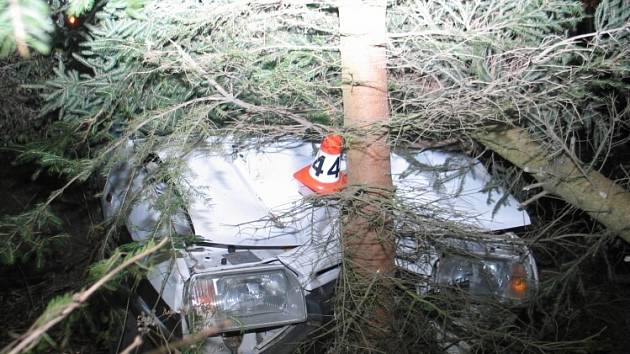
[294,134,347,194]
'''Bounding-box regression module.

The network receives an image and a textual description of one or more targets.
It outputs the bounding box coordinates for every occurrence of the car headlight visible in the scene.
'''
[435,236,538,303]
[186,265,307,333]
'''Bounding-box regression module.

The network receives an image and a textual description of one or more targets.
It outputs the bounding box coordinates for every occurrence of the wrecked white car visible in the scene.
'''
[102,136,537,353]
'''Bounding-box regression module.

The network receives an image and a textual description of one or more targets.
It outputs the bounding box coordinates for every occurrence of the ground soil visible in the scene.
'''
[0,153,110,353]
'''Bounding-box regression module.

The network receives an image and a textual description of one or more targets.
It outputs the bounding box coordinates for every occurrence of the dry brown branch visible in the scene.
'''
[169,40,326,134]
[519,190,550,209]
[206,77,326,133]
[532,25,630,64]
[1,237,170,354]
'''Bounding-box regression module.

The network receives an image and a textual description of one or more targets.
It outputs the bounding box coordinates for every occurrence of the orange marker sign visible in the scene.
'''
[293,134,347,194]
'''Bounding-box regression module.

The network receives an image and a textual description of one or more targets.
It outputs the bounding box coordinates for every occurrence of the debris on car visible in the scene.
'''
[102,135,536,353]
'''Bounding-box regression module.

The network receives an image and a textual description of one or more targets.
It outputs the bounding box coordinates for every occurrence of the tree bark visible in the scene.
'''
[476,128,630,243]
[339,1,394,350]
[340,0,393,276]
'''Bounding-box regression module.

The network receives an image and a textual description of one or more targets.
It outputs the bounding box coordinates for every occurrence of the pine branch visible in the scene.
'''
[595,0,630,32]
[0,0,54,57]
[0,237,170,354]
[67,0,95,17]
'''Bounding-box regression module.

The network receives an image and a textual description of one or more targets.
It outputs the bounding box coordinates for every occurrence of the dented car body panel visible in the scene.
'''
[102,138,535,353]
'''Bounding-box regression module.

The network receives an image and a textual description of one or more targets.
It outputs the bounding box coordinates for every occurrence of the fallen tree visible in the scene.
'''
[476,128,630,244]
[338,1,395,351]
[2,0,630,352]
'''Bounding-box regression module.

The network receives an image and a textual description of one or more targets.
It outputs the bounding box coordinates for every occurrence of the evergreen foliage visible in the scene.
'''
[386,0,629,152]
[595,0,630,31]
[34,292,72,326]
[28,0,630,350]
[66,0,94,17]
[87,237,163,289]
[2,0,630,352]
[0,203,67,266]
[34,0,629,167]
[0,0,54,57]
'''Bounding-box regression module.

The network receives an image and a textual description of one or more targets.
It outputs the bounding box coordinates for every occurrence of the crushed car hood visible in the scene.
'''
[179,139,530,247]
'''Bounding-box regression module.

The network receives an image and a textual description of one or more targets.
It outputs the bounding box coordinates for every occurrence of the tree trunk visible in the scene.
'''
[339,1,394,350]
[476,128,630,243]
